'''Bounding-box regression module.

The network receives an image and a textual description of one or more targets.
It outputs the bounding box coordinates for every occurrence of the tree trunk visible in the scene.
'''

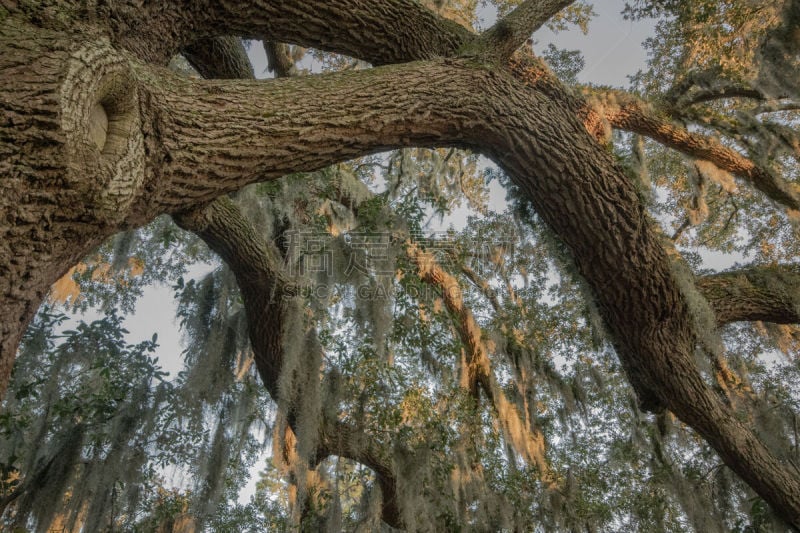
[0,21,142,392]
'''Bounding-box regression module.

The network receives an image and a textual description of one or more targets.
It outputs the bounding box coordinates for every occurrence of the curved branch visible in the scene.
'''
[683,86,767,107]
[318,420,401,526]
[697,265,800,326]
[118,0,472,65]
[173,198,403,528]
[590,89,800,211]
[169,41,404,526]
[140,58,800,526]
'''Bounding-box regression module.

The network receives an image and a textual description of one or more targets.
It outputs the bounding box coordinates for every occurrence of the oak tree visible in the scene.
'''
[1,0,799,530]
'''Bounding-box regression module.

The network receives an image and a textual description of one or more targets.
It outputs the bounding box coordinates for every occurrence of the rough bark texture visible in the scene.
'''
[182,36,254,80]
[2,0,800,527]
[0,20,141,390]
[698,265,800,326]
[478,0,575,60]
[109,0,473,66]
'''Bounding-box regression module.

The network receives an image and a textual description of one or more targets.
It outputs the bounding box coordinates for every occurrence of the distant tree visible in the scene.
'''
[1,0,799,530]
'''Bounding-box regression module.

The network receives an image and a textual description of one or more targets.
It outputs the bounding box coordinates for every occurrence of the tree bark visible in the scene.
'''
[697,265,800,326]
[0,21,142,391]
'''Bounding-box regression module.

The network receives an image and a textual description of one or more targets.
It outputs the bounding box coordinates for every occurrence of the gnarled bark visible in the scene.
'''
[0,21,142,391]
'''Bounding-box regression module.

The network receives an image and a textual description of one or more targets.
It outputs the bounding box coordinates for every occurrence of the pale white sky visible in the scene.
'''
[535,1,654,87]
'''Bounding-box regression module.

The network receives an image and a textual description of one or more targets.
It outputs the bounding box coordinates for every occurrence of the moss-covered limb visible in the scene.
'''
[508,51,799,213]
[182,36,254,80]
[459,262,567,393]
[697,265,800,326]
[408,245,553,482]
[586,88,800,211]
[173,197,293,398]
[167,52,405,526]
[174,198,405,527]
[125,55,800,524]
[709,350,757,409]
[318,420,401,528]
[478,0,575,61]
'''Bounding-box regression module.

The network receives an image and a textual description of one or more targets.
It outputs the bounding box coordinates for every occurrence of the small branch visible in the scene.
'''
[753,101,800,115]
[407,244,554,482]
[670,218,691,242]
[459,263,502,313]
[479,0,576,61]
[683,86,766,107]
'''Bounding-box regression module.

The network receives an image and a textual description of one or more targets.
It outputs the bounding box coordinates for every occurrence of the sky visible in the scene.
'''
[535,1,653,87]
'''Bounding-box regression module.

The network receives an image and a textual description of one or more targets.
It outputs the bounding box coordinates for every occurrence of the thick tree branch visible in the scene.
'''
[167,45,405,525]
[134,58,800,525]
[122,0,798,216]
[116,0,472,65]
[7,3,800,525]
[132,60,484,216]
[479,0,575,61]
[173,198,293,397]
[263,41,295,78]
[697,265,800,326]
[589,89,800,211]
